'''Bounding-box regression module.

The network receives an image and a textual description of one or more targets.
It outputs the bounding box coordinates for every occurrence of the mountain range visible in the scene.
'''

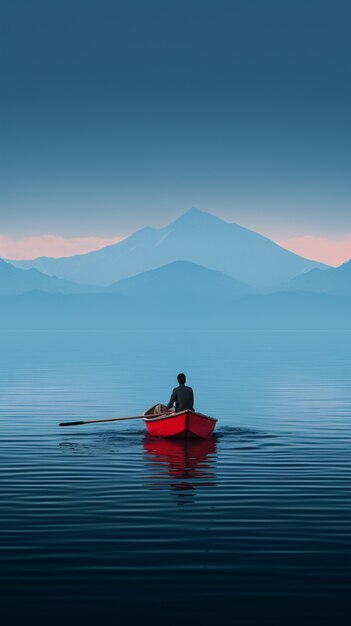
[107,261,255,305]
[1,253,351,331]
[0,257,254,300]
[286,260,351,297]
[0,259,100,296]
[2,208,350,330]
[1,288,351,330]
[11,208,327,290]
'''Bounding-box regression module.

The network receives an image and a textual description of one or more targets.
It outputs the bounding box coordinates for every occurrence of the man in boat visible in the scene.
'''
[166,373,194,413]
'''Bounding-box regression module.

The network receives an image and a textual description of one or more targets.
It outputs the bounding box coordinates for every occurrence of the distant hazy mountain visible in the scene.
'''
[286,260,351,297]
[0,258,100,296]
[0,291,140,330]
[12,208,327,289]
[228,292,351,330]
[1,289,351,330]
[108,261,255,306]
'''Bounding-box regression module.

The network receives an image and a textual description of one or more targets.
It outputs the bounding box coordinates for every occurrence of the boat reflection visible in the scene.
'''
[143,436,217,504]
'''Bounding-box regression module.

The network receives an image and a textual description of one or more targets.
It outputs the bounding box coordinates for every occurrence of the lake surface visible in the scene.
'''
[1,331,351,625]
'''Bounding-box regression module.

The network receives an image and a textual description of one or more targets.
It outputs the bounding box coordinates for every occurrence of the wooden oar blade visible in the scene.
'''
[59,421,85,427]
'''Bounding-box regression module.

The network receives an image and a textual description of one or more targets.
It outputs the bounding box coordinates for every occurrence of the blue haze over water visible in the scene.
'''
[1,330,351,625]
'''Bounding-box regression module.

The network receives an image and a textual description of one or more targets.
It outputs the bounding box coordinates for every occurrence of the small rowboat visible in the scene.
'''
[144,405,217,439]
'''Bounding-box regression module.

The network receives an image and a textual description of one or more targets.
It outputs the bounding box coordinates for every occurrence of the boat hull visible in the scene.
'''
[144,410,217,439]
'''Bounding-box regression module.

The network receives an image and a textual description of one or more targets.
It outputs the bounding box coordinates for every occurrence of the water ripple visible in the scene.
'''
[1,331,351,625]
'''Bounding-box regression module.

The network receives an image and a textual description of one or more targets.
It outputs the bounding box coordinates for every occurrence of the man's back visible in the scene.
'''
[167,384,194,413]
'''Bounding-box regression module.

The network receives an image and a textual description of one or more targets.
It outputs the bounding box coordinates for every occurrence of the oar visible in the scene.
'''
[59,413,161,427]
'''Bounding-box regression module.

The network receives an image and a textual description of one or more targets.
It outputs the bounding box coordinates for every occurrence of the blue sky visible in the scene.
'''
[1,0,350,244]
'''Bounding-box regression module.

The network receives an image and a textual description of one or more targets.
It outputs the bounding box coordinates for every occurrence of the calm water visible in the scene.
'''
[1,331,351,625]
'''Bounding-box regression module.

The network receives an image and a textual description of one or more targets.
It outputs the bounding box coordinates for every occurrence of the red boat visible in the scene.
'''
[144,405,217,439]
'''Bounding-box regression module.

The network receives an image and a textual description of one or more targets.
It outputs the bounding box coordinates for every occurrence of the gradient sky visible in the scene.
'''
[1,0,350,262]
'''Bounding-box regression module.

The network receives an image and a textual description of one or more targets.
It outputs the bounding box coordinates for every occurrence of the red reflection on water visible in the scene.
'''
[143,436,217,497]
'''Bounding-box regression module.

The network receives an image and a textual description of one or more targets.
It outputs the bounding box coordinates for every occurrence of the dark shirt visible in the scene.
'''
[166,384,194,413]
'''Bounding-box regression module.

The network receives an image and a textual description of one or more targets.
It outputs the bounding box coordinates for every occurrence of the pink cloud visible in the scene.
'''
[2,230,350,268]
[0,234,124,260]
[278,235,351,267]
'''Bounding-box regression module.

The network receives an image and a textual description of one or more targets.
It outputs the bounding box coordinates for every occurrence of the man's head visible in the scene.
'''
[177,373,186,385]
